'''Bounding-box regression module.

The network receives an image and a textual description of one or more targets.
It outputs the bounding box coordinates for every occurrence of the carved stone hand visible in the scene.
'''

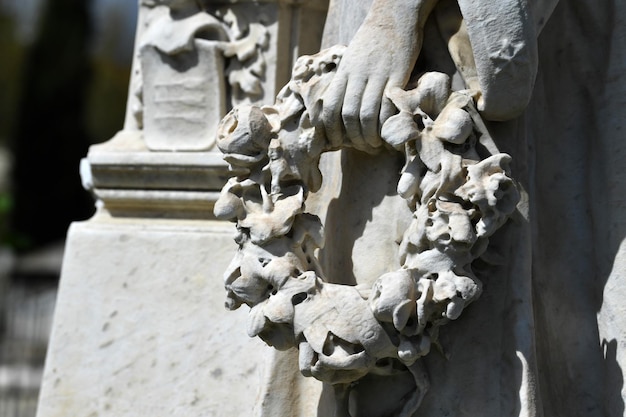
[318,0,439,152]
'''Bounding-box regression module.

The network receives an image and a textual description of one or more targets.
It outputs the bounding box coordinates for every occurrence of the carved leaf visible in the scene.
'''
[239,186,305,244]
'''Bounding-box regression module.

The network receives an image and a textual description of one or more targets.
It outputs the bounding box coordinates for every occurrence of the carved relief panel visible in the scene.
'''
[127,0,329,151]
[84,0,328,219]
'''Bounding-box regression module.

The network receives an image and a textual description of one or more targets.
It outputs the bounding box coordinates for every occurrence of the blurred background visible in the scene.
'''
[0,0,137,415]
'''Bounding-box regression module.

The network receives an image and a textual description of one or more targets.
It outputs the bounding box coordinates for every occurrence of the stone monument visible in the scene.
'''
[36,1,328,416]
[38,0,626,416]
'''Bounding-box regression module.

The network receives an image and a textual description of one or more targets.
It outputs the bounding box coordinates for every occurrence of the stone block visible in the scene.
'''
[36,215,265,417]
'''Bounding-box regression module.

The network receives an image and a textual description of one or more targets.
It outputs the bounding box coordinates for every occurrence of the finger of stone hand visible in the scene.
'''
[382,75,410,125]
[360,79,387,148]
[342,78,367,150]
[322,75,347,148]
[379,95,397,133]
[386,86,414,113]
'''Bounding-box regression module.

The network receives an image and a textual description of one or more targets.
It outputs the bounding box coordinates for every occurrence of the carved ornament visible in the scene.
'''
[215,46,520,416]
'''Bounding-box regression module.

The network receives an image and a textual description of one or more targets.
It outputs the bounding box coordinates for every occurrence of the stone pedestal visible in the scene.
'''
[37,216,266,417]
[36,1,328,416]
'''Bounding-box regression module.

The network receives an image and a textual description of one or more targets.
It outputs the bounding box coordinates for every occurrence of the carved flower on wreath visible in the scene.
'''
[223,214,323,310]
[236,185,305,244]
[381,72,453,149]
[216,105,274,170]
[247,272,320,351]
[457,154,519,237]
[424,200,477,251]
[214,180,306,246]
[431,270,481,320]
[223,248,305,350]
[217,9,269,104]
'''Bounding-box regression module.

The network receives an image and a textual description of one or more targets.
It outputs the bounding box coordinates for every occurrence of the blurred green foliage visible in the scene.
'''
[0,10,23,248]
[87,5,132,144]
[0,2,133,250]
[0,11,26,148]
[0,191,29,249]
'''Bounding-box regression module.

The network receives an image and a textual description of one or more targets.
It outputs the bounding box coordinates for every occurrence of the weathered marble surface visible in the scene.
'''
[529,1,626,415]
[37,215,267,417]
[36,0,626,416]
[125,0,328,151]
[37,2,329,417]
[81,0,329,220]
[223,0,626,416]
[214,44,520,416]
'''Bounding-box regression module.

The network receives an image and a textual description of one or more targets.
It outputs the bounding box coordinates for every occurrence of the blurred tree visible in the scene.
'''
[87,3,132,144]
[0,10,26,148]
[11,0,94,250]
[0,10,23,246]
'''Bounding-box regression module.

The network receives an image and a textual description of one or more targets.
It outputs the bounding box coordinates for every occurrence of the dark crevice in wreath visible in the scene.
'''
[214,45,520,417]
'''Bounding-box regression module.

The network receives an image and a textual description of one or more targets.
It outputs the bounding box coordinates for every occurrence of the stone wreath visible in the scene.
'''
[214,45,520,417]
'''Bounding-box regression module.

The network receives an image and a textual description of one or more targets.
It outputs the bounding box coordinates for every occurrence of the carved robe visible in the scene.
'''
[255,0,626,416]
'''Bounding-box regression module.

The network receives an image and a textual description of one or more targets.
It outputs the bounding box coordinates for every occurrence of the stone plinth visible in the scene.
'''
[37,215,266,417]
[35,1,329,416]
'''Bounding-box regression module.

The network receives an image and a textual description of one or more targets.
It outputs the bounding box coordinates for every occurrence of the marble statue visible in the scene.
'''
[215,0,626,415]
[35,0,626,416]
[214,0,550,415]
[35,2,331,417]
